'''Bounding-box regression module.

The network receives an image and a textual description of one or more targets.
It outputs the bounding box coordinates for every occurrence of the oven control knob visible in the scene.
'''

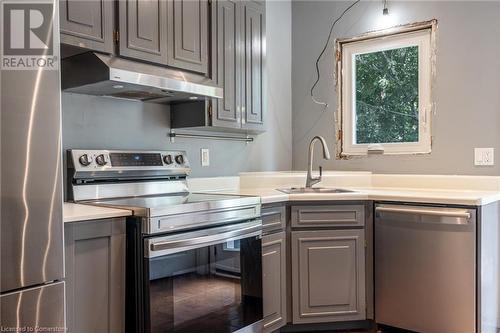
[175,155,184,165]
[95,154,108,166]
[163,155,173,165]
[78,154,91,167]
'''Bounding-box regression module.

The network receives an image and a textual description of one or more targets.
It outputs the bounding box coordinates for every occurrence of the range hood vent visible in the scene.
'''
[61,52,223,104]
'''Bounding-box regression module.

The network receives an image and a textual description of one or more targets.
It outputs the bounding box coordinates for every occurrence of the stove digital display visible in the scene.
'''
[110,153,163,166]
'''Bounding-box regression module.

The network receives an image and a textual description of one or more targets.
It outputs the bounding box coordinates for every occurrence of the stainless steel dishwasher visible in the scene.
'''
[375,203,476,333]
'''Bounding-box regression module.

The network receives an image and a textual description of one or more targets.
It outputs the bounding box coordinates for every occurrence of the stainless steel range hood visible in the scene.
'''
[62,52,223,103]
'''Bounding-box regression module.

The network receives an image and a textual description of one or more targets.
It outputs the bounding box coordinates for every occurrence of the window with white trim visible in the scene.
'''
[337,22,435,156]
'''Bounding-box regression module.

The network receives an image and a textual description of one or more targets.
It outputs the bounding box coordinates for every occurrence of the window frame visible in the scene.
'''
[336,20,436,157]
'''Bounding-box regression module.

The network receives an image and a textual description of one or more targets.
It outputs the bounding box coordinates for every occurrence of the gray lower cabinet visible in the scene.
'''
[64,218,126,333]
[60,0,115,53]
[291,229,366,324]
[262,204,287,233]
[167,0,209,74]
[291,204,365,228]
[262,231,287,333]
[119,0,169,64]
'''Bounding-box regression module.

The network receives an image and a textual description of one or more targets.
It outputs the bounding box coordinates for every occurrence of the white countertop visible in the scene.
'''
[63,203,132,223]
[229,172,500,206]
[211,187,500,206]
[63,172,500,222]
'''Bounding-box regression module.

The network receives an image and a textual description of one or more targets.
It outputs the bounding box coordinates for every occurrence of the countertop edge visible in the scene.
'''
[63,203,132,223]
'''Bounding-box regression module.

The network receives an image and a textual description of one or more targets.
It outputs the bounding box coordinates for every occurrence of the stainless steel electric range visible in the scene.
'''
[67,149,263,333]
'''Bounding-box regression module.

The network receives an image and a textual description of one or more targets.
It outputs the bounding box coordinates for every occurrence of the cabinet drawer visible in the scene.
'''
[291,205,364,228]
[262,205,286,232]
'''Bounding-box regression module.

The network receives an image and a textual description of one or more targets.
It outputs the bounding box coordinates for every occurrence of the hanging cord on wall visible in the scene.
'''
[310,0,361,109]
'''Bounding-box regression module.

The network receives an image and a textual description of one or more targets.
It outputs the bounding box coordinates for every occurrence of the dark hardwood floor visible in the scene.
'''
[328,331,376,333]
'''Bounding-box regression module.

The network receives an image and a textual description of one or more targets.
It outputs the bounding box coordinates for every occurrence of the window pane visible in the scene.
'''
[354,45,419,144]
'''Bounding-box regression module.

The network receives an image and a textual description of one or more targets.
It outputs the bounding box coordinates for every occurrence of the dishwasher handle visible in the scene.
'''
[375,205,473,225]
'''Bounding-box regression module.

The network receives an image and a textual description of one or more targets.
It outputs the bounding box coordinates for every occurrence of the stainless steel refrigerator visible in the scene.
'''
[0,0,65,331]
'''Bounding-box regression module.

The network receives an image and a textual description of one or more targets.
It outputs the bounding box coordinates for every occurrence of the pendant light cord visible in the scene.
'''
[310,0,361,108]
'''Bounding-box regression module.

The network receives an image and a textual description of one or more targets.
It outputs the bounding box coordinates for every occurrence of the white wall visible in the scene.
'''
[62,0,292,177]
[292,1,500,175]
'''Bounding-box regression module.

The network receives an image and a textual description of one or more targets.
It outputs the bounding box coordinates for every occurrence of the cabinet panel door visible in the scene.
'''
[119,0,168,64]
[168,0,209,74]
[262,231,287,333]
[241,0,265,131]
[211,0,241,128]
[60,0,114,53]
[292,229,366,324]
[65,218,126,333]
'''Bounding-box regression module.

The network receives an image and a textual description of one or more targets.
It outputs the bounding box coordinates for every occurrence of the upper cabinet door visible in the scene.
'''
[60,0,115,53]
[119,0,168,64]
[241,1,265,131]
[211,0,241,128]
[167,0,209,74]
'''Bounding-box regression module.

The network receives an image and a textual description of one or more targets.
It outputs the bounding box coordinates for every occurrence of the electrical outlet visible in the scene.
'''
[201,148,210,167]
[474,148,494,166]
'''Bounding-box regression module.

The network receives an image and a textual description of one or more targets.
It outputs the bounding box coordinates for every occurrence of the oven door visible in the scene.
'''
[143,220,263,333]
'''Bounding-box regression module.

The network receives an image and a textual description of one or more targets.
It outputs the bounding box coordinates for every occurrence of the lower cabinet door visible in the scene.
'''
[262,231,287,332]
[64,218,126,333]
[291,229,366,324]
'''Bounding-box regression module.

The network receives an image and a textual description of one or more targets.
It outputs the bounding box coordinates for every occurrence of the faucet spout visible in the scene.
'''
[306,136,331,188]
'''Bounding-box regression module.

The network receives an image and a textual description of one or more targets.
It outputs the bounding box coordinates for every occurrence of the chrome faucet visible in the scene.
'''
[306,136,331,188]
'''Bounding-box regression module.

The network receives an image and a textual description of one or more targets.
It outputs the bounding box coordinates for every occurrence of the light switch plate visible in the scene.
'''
[201,148,210,167]
[474,148,494,166]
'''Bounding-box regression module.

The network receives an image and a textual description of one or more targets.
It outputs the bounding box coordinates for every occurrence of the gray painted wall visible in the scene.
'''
[292,1,500,175]
[62,0,292,177]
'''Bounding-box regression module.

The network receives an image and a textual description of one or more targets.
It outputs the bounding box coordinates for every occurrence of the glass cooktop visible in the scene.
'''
[85,192,261,218]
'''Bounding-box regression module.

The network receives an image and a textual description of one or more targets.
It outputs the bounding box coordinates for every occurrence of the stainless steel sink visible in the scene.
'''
[277,187,355,194]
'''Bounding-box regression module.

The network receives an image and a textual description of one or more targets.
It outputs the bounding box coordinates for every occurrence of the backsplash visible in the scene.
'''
[61,93,267,177]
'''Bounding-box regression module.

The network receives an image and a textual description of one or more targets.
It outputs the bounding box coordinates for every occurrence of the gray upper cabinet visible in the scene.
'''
[262,231,287,333]
[60,0,115,53]
[65,218,126,333]
[200,0,266,132]
[241,0,265,131]
[119,0,169,64]
[291,229,366,324]
[167,0,209,74]
[211,0,241,128]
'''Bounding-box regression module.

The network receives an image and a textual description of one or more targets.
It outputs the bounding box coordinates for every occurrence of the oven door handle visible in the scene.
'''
[146,220,262,257]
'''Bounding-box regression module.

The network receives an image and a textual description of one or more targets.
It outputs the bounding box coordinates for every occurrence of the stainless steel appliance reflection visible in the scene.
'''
[67,149,263,333]
[0,0,65,331]
[61,52,223,103]
[375,204,476,332]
